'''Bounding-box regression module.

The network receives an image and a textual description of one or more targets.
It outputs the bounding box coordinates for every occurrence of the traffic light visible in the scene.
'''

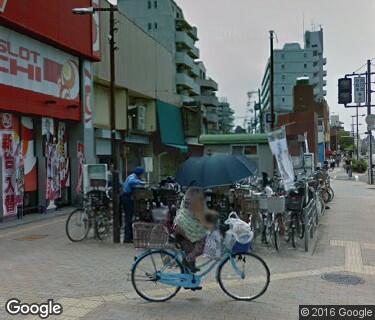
[338,78,352,104]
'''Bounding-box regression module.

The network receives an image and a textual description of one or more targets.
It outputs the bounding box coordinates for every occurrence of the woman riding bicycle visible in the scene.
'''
[174,187,217,273]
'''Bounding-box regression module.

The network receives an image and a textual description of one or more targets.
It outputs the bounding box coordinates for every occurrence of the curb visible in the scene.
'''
[0,207,74,231]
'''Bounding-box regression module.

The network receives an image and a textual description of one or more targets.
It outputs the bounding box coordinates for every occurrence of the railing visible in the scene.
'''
[303,198,318,252]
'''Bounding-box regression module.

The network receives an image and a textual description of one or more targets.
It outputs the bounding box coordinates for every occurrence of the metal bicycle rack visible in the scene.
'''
[303,198,318,252]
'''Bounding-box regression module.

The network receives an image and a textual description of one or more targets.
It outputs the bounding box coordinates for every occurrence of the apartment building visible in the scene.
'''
[278,80,330,164]
[261,28,327,116]
[195,62,220,134]
[119,0,201,105]
[217,99,235,134]
[93,0,187,182]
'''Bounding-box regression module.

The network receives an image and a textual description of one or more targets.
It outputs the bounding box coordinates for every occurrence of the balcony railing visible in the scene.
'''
[195,95,219,107]
[176,52,199,77]
[176,31,194,49]
[176,73,200,95]
[197,78,218,91]
[176,31,200,59]
[176,19,198,41]
[205,112,219,123]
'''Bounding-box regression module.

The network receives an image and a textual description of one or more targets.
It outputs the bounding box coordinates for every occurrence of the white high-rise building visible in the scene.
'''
[261,28,327,114]
[119,0,201,105]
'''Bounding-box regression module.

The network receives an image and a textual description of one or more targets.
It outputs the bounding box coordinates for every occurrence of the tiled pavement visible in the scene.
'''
[0,170,375,319]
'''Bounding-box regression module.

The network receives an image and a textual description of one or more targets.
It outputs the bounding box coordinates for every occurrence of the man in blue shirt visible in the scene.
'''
[122,167,146,243]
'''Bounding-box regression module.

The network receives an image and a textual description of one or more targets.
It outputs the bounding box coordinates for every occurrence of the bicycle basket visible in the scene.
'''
[242,197,259,213]
[286,195,304,211]
[267,196,286,213]
[133,222,169,249]
[258,197,268,210]
[224,230,252,254]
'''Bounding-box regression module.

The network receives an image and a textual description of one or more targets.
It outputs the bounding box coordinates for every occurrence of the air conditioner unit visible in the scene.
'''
[137,105,146,131]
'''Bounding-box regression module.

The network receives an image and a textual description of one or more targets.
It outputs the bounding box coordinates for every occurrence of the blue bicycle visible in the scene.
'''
[131,237,270,302]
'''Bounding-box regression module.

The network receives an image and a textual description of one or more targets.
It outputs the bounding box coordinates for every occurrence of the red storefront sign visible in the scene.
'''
[0,26,80,101]
[0,0,97,60]
[0,113,19,216]
[0,0,100,121]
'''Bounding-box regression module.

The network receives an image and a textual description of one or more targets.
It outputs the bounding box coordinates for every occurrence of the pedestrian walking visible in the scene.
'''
[345,156,352,178]
[330,157,335,170]
[335,154,340,167]
[122,167,146,243]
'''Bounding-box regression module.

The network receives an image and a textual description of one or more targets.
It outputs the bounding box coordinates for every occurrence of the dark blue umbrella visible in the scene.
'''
[176,155,258,188]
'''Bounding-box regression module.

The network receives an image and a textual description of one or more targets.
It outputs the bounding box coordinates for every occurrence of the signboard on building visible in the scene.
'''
[0,25,80,101]
[354,76,366,104]
[0,113,19,217]
[268,127,295,191]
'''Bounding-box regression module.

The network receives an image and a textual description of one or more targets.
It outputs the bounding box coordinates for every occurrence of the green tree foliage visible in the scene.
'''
[352,159,368,173]
[337,130,354,151]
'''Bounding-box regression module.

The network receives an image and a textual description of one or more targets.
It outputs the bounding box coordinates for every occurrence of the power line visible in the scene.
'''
[354,57,375,73]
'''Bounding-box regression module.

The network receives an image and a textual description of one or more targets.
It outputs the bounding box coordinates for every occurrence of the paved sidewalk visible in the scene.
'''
[0,207,74,231]
[0,172,375,320]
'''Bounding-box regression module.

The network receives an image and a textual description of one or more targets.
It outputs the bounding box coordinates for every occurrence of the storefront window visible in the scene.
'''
[244,145,257,155]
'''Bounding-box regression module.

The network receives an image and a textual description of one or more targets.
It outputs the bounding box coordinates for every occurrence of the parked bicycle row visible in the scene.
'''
[230,167,334,251]
[65,165,333,253]
[64,155,335,303]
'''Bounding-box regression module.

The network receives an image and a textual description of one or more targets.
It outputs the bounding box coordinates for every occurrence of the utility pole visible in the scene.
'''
[253,101,257,134]
[351,116,355,157]
[109,5,121,243]
[258,88,263,133]
[269,30,275,130]
[367,59,373,184]
[72,4,121,242]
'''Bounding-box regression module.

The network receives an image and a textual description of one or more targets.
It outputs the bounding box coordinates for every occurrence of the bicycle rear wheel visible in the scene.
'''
[290,218,297,248]
[131,249,183,302]
[273,222,280,252]
[218,252,270,301]
[66,208,90,242]
[321,189,330,203]
[327,187,334,202]
[95,211,113,241]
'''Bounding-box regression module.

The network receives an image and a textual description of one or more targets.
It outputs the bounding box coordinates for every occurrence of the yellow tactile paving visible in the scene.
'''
[330,239,375,275]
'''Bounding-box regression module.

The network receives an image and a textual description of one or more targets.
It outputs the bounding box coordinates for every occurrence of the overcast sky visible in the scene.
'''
[177,0,375,134]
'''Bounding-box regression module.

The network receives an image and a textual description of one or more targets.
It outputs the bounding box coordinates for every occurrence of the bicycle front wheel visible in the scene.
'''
[218,252,270,301]
[66,208,90,242]
[131,249,183,302]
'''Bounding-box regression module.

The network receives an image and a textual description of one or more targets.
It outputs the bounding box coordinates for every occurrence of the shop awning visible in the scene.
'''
[166,143,188,152]
[156,101,187,152]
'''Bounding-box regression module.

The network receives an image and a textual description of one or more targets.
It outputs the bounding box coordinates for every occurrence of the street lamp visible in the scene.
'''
[73,4,121,243]
[72,7,95,14]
